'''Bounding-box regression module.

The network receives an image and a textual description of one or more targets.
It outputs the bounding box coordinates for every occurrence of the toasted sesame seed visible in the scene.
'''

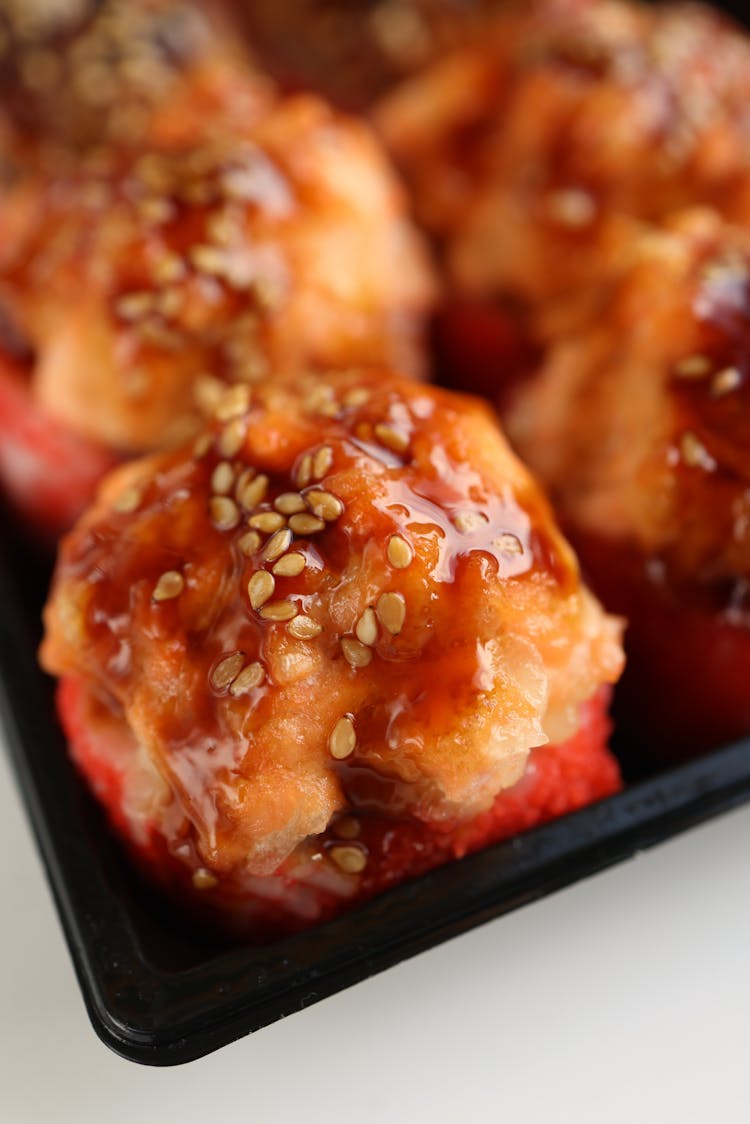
[152,251,186,284]
[215,384,251,422]
[262,528,293,562]
[312,445,334,479]
[374,423,409,454]
[289,513,326,535]
[229,662,265,696]
[153,570,184,602]
[211,462,235,495]
[376,592,406,635]
[287,615,323,639]
[238,530,262,557]
[218,418,246,458]
[675,354,711,379]
[342,388,371,408]
[238,474,268,512]
[330,845,367,874]
[211,652,245,690]
[355,607,378,646]
[335,816,361,839]
[305,489,344,522]
[193,433,213,459]
[329,716,356,760]
[194,375,225,415]
[454,511,489,534]
[296,453,313,488]
[249,512,286,534]
[113,487,142,514]
[341,637,373,668]
[680,431,717,471]
[192,868,218,891]
[115,291,154,320]
[274,492,307,515]
[495,533,524,555]
[190,244,225,276]
[260,600,298,622]
[711,366,742,397]
[210,496,241,531]
[272,552,306,577]
[248,571,275,609]
[387,535,413,569]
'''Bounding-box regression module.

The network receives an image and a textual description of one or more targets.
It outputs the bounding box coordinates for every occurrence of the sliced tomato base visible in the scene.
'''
[58,675,621,941]
[0,354,117,541]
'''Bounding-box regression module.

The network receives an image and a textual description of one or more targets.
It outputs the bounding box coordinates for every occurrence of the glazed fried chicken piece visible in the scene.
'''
[507,208,750,757]
[377,0,750,315]
[41,369,623,933]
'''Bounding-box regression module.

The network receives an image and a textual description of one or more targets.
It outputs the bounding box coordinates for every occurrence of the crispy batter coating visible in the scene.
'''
[507,208,750,593]
[376,0,750,308]
[41,369,623,879]
[0,94,435,453]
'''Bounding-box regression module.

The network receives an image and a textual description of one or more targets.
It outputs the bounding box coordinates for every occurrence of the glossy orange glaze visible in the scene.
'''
[376,0,750,311]
[42,369,623,885]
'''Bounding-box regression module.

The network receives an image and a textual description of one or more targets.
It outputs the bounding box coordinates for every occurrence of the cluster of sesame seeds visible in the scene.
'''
[210,651,266,695]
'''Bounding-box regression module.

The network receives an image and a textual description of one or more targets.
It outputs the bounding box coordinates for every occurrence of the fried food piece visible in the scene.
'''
[377,0,750,310]
[0,93,435,456]
[238,0,485,111]
[41,369,623,931]
[507,207,750,756]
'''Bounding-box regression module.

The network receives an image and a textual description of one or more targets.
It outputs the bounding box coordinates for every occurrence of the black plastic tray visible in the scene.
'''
[2,524,750,1067]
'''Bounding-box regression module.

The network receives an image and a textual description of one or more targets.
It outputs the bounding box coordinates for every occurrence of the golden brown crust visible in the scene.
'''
[42,368,622,875]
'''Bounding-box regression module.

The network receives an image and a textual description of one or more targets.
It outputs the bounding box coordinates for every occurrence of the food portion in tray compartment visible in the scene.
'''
[40,369,623,937]
[506,207,750,759]
[375,0,750,395]
[0,1,436,538]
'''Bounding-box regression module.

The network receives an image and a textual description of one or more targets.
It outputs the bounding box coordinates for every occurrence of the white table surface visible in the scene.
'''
[1,733,748,1124]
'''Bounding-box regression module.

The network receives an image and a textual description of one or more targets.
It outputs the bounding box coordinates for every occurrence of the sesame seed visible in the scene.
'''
[250,512,286,534]
[330,845,367,874]
[151,252,185,286]
[193,433,213,459]
[215,385,250,422]
[387,535,413,569]
[454,511,489,534]
[711,366,742,397]
[262,528,293,562]
[374,423,409,454]
[287,615,323,639]
[192,868,218,891]
[342,388,371,408]
[305,489,344,522]
[211,462,235,495]
[115,291,154,320]
[296,454,313,489]
[675,354,711,379]
[376,592,406,635]
[289,513,326,535]
[210,652,245,690]
[334,816,361,839]
[238,530,262,557]
[679,431,717,471]
[274,492,307,515]
[312,446,334,479]
[229,662,265,696]
[153,570,185,602]
[209,496,240,531]
[248,571,275,609]
[272,552,306,577]
[218,418,246,458]
[260,600,298,622]
[237,473,268,511]
[341,637,373,668]
[113,487,142,514]
[190,244,225,276]
[194,375,225,415]
[329,716,356,760]
[495,533,524,555]
[355,608,378,646]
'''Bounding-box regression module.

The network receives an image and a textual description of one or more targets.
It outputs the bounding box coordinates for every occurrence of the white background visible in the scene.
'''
[1,738,748,1124]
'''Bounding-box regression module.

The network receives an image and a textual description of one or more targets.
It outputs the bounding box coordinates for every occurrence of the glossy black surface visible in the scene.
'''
[2,518,750,1066]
